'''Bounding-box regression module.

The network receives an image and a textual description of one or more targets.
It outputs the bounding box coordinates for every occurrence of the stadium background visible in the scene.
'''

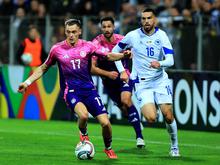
[0,0,220,132]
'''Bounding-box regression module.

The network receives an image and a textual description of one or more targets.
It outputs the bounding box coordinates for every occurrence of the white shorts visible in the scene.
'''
[134,77,173,108]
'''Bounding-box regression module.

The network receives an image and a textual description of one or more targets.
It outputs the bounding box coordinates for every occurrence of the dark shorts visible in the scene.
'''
[64,88,107,118]
[102,78,133,107]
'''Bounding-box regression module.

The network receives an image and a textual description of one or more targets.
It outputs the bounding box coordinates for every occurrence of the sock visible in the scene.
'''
[104,136,112,149]
[79,127,88,136]
[166,119,178,149]
[128,105,143,139]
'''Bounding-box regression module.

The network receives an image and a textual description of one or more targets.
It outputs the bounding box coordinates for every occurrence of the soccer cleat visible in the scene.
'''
[79,132,89,142]
[104,149,118,159]
[169,147,180,157]
[136,138,145,148]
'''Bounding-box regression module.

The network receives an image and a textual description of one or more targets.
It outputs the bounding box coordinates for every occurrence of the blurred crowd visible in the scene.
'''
[0,0,220,70]
[1,0,220,30]
[1,0,220,38]
[0,0,220,25]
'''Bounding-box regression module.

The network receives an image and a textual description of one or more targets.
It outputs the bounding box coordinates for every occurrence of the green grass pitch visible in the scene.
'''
[0,119,219,165]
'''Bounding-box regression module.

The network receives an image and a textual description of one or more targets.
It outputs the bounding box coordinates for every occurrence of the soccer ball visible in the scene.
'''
[75,140,95,160]
[21,53,32,65]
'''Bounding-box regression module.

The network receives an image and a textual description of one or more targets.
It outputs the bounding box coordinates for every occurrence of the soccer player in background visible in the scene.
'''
[112,8,180,157]
[91,16,145,148]
[17,19,131,159]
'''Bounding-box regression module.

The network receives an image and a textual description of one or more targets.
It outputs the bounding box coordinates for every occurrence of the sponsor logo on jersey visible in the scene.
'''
[63,54,69,59]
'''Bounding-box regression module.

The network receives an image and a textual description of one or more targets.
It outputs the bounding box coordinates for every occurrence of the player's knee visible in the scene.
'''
[100,120,111,128]
[121,98,132,108]
[143,112,157,123]
[164,113,174,124]
[79,113,89,122]
[147,117,157,123]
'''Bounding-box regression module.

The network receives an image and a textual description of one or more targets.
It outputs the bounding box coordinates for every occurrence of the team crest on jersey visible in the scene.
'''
[80,51,86,57]
[154,39,161,46]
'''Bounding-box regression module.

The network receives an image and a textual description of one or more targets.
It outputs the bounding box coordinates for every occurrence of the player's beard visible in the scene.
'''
[104,32,113,39]
[143,24,154,34]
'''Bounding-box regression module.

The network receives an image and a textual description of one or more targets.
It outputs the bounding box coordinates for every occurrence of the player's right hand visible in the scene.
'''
[123,50,132,59]
[120,71,129,83]
[17,82,28,94]
[108,71,119,80]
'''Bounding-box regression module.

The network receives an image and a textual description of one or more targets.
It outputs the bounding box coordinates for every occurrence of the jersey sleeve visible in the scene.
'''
[113,33,132,73]
[44,45,57,66]
[161,32,174,56]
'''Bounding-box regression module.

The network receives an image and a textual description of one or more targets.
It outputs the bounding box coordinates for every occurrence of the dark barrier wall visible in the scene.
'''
[0,66,219,131]
[168,71,220,131]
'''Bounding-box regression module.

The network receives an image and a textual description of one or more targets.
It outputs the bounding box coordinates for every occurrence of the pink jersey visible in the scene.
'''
[92,34,130,73]
[92,34,123,52]
[45,39,107,92]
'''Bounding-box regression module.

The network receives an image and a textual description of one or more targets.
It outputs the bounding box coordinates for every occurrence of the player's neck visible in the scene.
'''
[104,34,114,43]
[66,39,78,47]
[142,27,155,36]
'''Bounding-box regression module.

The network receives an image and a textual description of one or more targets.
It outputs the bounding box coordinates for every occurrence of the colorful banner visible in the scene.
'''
[0,65,60,120]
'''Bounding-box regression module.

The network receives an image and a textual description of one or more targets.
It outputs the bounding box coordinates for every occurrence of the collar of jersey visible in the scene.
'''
[140,27,159,36]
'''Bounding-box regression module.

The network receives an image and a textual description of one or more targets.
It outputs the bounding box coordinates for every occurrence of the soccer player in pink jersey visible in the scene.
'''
[91,17,145,148]
[17,19,130,159]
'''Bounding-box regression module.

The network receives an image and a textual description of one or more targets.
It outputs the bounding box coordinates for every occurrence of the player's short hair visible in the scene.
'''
[142,8,157,16]
[65,18,81,28]
[100,16,115,25]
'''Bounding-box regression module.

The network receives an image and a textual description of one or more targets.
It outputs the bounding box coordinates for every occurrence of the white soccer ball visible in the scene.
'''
[75,140,95,160]
[21,53,32,65]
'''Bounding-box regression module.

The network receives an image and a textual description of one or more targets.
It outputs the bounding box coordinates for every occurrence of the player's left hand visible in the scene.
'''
[150,61,160,69]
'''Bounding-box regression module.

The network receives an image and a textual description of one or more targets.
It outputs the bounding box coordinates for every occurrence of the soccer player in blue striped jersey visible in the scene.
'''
[112,8,180,157]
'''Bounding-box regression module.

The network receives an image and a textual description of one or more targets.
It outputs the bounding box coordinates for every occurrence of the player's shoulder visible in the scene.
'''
[126,28,140,38]
[155,27,167,36]
[83,39,94,45]
[81,39,96,49]
[114,33,124,39]
[79,39,92,45]
[92,34,104,44]
[50,40,65,52]
[93,34,103,41]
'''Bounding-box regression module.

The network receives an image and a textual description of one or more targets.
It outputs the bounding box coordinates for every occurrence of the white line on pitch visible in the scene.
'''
[0,129,219,150]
